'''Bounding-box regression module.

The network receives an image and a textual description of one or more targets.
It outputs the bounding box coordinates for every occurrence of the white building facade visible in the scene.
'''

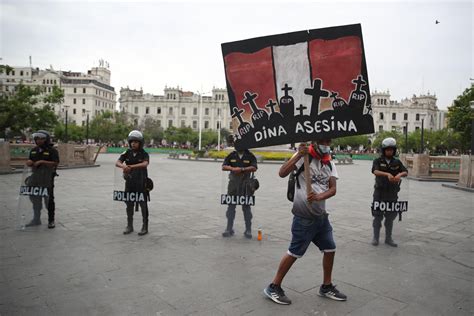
[119,87,232,131]
[0,63,117,127]
[371,90,446,134]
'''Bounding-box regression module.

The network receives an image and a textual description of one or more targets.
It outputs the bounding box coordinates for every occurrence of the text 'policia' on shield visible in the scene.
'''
[221,24,374,150]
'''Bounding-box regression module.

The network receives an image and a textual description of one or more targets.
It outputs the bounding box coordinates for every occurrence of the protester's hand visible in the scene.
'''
[393,174,402,182]
[387,173,395,182]
[307,191,323,202]
[298,144,309,156]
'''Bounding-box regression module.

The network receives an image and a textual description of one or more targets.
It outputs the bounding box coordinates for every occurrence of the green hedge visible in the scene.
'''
[106,147,193,154]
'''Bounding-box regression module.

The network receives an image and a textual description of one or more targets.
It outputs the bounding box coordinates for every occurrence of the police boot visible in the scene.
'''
[372,226,380,246]
[123,213,133,235]
[222,217,235,237]
[138,220,148,236]
[385,223,398,247]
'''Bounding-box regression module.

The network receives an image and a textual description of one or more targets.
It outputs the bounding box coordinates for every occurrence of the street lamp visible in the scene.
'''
[63,105,70,143]
[197,90,210,151]
[419,113,427,154]
[217,106,222,151]
[86,110,90,145]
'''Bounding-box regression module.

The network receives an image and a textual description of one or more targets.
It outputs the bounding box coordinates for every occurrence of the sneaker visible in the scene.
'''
[48,221,55,229]
[318,284,347,301]
[263,283,292,305]
[222,229,235,237]
[244,230,252,239]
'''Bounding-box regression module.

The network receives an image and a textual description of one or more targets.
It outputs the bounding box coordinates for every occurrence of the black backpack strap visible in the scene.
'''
[295,155,313,189]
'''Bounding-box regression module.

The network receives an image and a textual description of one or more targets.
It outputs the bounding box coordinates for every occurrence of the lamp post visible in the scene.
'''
[197,90,210,151]
[420,113,427,154]
[217,106,222,151]
[86,110,90,145]
[404,122,408,154]
[63,105,70,143]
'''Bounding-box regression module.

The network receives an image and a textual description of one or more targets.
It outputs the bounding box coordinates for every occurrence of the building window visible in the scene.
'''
[379,113,384,120]
[404,113,408,120]
[169,107,173,115]
[54,80,57,85]
[181,120,186,127]
[193,108,197,115]
[391,126,397,131]
[168,120,173,127]
[83,88,86,93]
[134,107,138,114]
[157,120,161,127]
[217,109,221,116]
[146,107,149,114]
[181,107,186,115]
[73,108,77,114]
[73,98,77,104]
[12,71,15,76]
[43,79,45,84]
[204,121,209,129]
[157,107,161,114]
[82,109,86,114]
[416,113,420,121]
[205,108,209,116]
[415,126,420,131]
[74,88,77,93]
[379,125,383,132]
[82,99,86,105]
[216,122,221,129]
[20,71,23,76]
[192,121,197,129]
[392,113,396,120]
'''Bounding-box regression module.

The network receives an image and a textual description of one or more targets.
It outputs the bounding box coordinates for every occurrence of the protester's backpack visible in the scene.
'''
[287,156,313,202]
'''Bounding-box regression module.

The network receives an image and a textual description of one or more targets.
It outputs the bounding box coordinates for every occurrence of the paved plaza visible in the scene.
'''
[0,154,472,316]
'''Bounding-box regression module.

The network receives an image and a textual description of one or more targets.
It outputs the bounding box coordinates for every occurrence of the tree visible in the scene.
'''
[141,117,164,145]
[448,86,473,152]
[89,111,133,144]
[333,134,370,149]
[371,130,403,150]
[54,122,84,142]
[0,83,63,139]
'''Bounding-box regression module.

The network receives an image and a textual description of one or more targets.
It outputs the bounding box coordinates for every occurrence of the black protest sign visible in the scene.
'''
[222,24,374,150]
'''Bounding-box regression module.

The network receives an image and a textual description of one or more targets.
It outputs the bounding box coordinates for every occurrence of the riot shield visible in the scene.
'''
[371,176,409,221]
[17,165,53,230]
[113,165,149,231]
[220,171,256,208]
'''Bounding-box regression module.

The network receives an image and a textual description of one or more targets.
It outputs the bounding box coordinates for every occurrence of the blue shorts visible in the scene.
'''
[287,215,336,258]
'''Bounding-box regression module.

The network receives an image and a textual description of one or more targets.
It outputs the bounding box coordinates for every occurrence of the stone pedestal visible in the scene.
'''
[458,155,474,188]
[412,154,430,178]
[0,142,11,172]
[57,143,75,167]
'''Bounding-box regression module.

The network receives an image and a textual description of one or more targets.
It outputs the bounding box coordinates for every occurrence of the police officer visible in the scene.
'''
[371,137,408,247]
[222,148,258,238]
[25,130,59,228]
[115,130,150,236]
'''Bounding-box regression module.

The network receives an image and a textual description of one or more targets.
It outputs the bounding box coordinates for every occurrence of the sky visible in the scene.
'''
[1,0,472,109]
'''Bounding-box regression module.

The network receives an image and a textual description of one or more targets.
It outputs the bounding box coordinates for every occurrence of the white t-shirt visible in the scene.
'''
[292,154,338,218]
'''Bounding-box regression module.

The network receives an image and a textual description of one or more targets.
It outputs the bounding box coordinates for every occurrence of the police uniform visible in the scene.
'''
[118,148,150,231]
[372,156,407,244]
[222,150,258,235]
[28,145,59,225]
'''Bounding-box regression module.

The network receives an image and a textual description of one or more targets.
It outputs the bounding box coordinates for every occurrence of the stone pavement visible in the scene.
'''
[0,154,472,316]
